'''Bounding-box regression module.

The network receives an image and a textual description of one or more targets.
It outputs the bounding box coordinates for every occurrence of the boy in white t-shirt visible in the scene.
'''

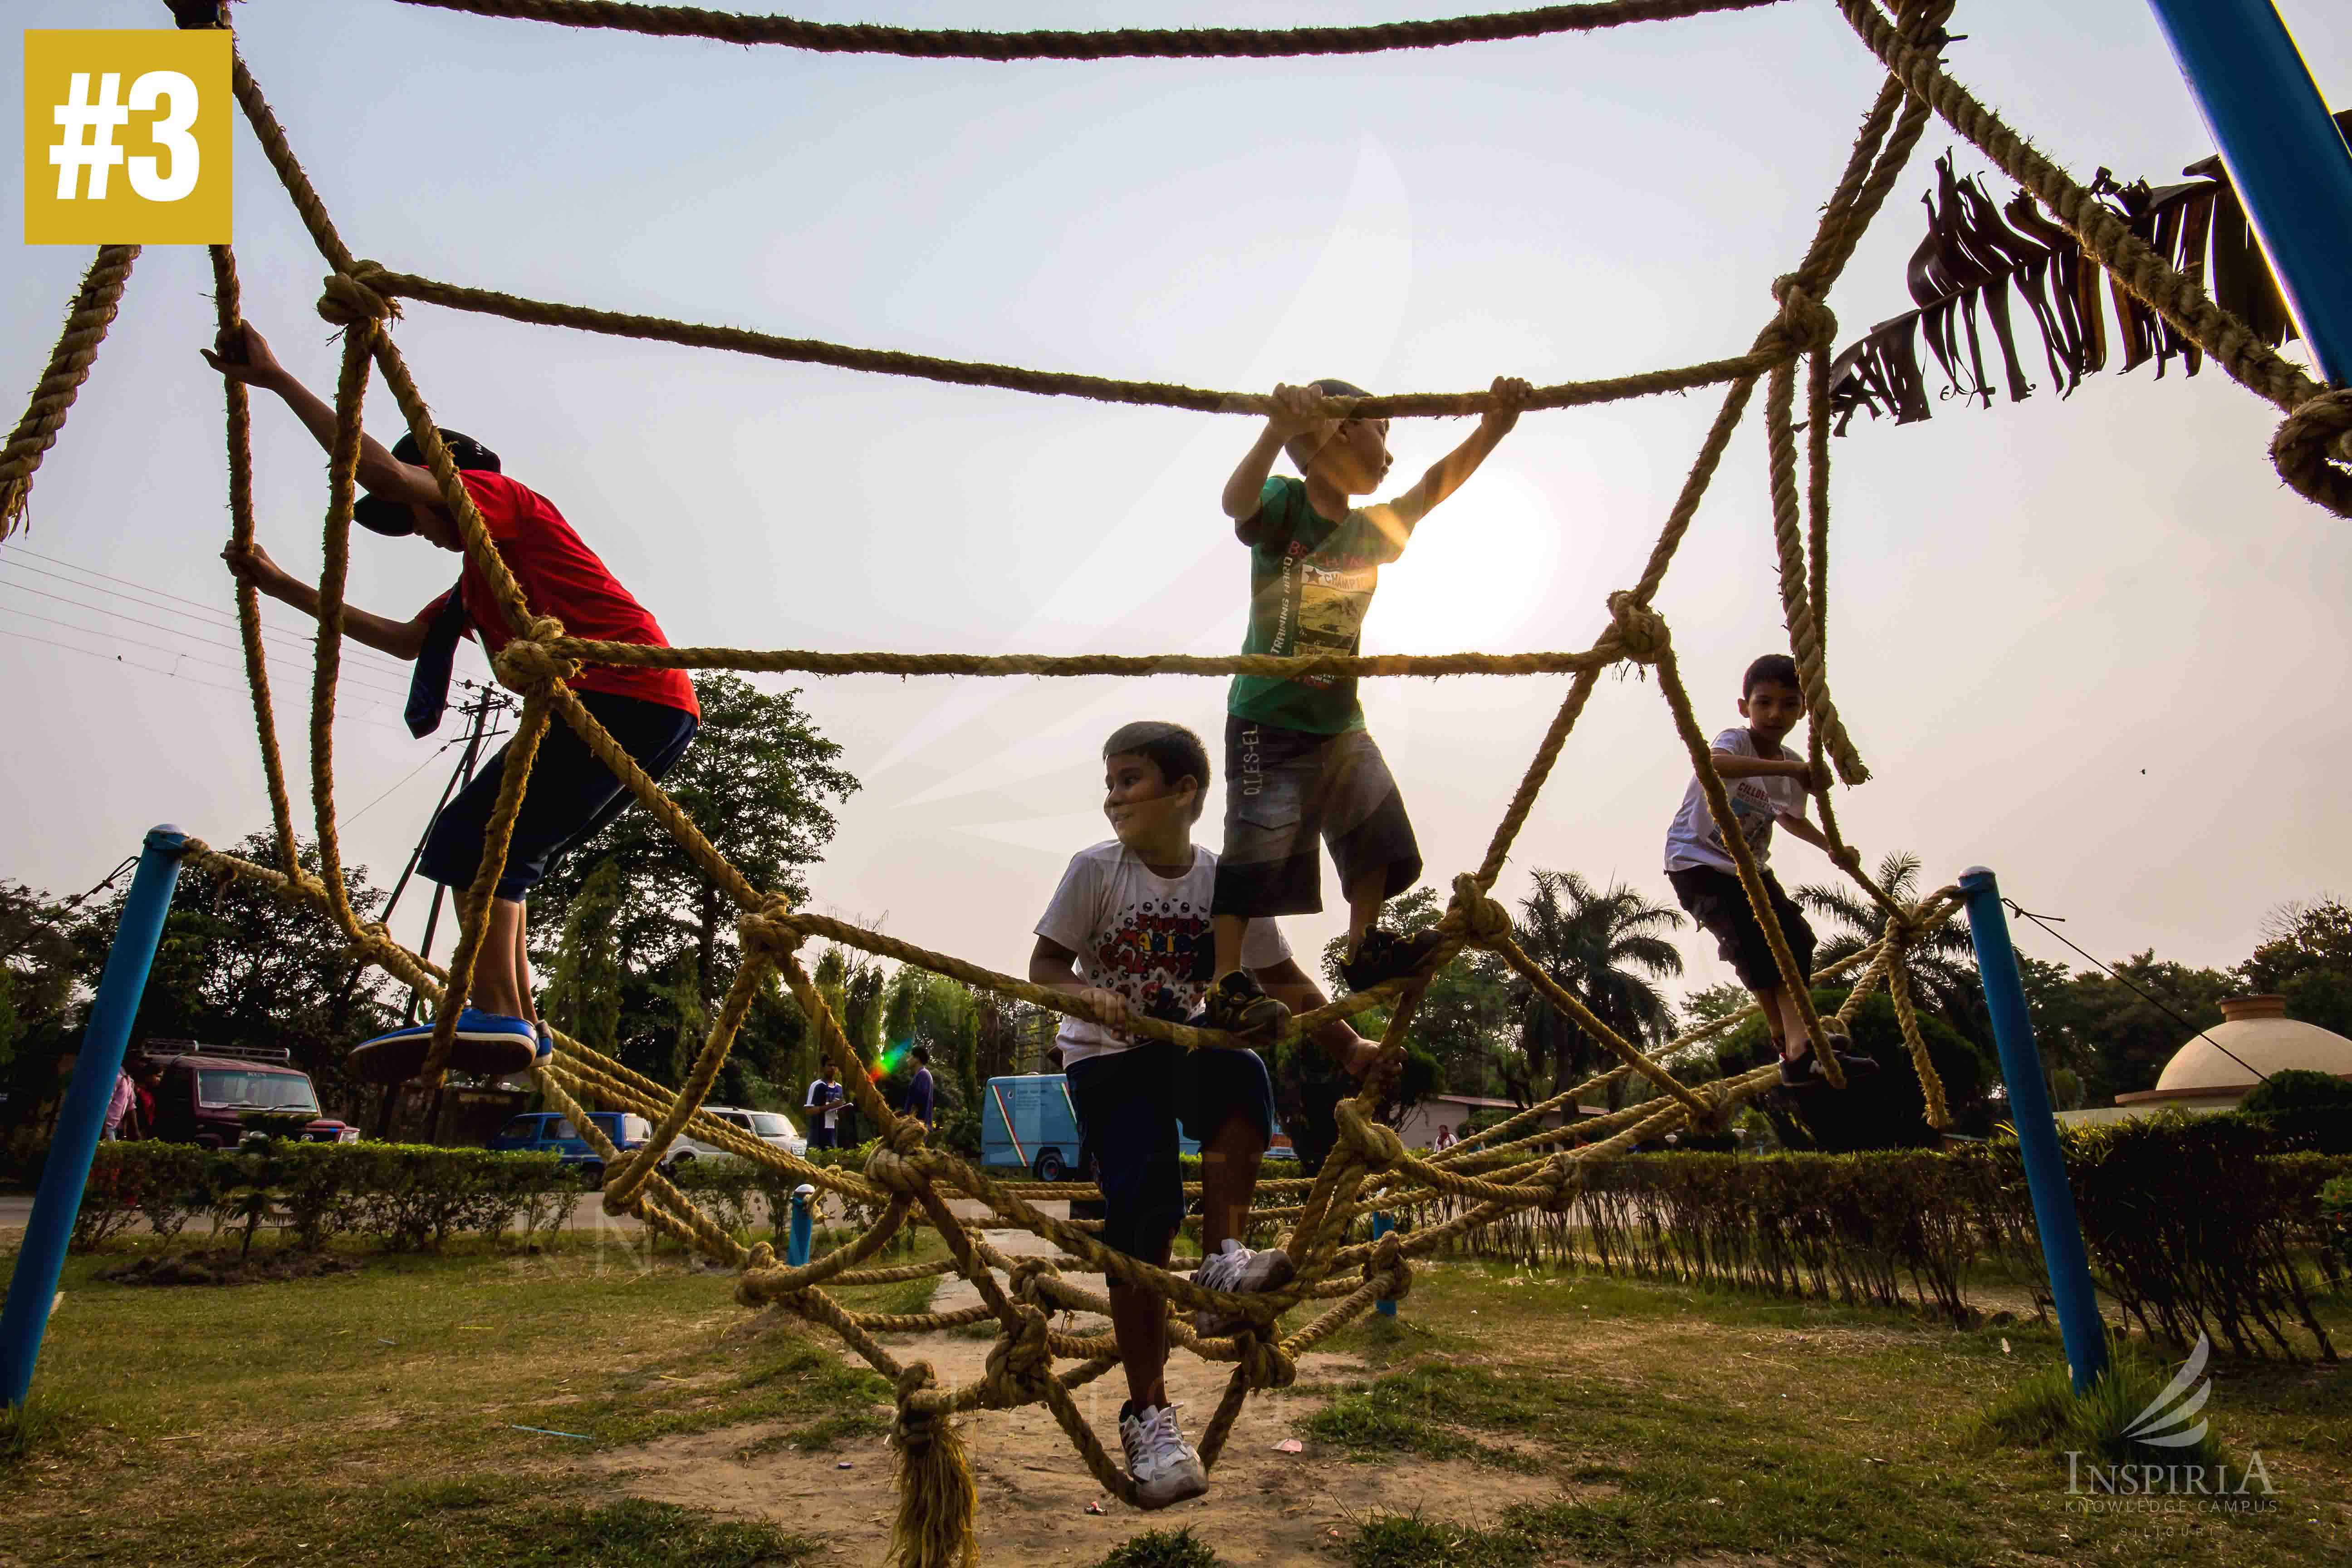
[1030,721,1377,1510]
[803,1063,843,1150]
[1662,655,1875,1090]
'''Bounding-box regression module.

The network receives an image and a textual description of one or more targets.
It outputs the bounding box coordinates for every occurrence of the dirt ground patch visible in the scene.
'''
[588,1330,1575,1565]
[97,1248,363,1286]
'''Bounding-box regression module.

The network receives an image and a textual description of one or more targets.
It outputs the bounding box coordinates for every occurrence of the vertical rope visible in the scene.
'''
[306,327,377,937]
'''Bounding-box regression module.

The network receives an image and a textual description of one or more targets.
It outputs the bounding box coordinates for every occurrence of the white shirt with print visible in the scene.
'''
[1034,840,1291,1065]
[1662,727,1808,874]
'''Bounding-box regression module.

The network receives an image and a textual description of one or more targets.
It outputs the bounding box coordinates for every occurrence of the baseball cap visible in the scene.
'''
[352,428,501,536]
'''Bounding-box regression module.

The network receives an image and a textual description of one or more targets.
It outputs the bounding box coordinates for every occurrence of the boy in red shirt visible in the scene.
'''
[205,323,699,1073]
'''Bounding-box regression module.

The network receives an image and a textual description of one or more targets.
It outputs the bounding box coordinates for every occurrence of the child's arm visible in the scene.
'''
[1411,376,1532,515]
[1776,810,1862,871]
[202,323,442,513]
[1027,936,1132,1028]
[1221,383,1328,521]
[1710,750,1828,786]
[219,537,438,660]
[1250,956,1382,1078]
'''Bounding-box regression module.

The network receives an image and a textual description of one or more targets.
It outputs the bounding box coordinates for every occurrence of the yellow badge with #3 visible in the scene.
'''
[23,29,230,245]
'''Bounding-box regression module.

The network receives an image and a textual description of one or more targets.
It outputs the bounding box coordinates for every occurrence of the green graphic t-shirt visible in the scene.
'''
[1227,474,1431,735]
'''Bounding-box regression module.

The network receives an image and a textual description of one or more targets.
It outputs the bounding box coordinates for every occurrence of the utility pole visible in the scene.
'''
[368,681,515,1139]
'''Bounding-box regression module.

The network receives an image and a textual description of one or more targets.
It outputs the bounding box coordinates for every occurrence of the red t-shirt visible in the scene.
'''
[435,470,699,720]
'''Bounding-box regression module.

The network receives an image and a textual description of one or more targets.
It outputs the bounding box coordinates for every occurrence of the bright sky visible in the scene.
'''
[5,0,2348,1010]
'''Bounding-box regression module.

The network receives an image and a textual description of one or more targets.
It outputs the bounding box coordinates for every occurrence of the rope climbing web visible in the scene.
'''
[6,3,2347,1564]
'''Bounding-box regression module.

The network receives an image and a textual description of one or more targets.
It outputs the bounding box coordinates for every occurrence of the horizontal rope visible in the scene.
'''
[353,263,1790,416]
[547,638,1629,680]
[395,0,1786,60]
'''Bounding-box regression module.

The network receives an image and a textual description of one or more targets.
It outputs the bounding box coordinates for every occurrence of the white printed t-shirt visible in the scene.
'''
[1662,728,1808,874]
[1035,840,1291,1065]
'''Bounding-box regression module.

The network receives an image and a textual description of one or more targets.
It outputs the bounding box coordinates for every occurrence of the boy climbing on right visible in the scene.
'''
[1662,654,1876,1089]
[1200,376,1531,1038]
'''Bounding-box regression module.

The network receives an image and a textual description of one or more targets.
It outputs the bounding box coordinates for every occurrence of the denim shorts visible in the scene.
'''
[1063,1040,1278,1262]
[421,690,698,901]
[1213,715,1421,920]
[1667,863,1816,995]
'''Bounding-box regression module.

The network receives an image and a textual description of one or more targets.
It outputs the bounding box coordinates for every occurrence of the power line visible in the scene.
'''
[0,625,410,731]
[1,625,252,696]
[0,577,416,702]
[2,543,415,679]
[2002,898,2270,1085]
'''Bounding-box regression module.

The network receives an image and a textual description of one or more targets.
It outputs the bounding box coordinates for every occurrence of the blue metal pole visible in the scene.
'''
[2144,0,2352,383]
[1960,867,2108,1394]
[1372,1212,1397,1318]
[787,1183,815,1268]
[2,826,188,1410]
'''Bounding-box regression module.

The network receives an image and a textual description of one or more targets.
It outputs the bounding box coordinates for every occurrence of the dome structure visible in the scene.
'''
[2114,995,2352,1112]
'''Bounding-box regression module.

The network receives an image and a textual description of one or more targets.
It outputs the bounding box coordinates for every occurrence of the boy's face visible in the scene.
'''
[408,501,462,550]
[1102,750,1195,849]
[1737,680,1806,745]
[1310,416,1393,495]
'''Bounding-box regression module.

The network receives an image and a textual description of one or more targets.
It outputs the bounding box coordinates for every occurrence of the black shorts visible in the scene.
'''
[1667,864,1817,996]
[1063,1040,1277,1263]
[1213,716,1421,920]
[420,690,698,901]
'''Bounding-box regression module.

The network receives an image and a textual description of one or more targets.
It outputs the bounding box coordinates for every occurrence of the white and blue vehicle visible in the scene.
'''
[981,1073,1208,1182]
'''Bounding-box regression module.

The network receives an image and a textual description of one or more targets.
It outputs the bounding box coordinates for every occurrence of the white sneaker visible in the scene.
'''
[1117,1402,1208,1510]
[1190,1238,1296,1337]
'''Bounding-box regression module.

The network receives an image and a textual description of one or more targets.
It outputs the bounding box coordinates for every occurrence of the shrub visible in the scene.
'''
[66,1142,577,1254]
[2321,1176,2352,1277]
[2239,1068,2352,1154]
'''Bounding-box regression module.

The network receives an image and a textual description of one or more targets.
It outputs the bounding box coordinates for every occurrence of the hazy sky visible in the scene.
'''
[5,0,2348,1014]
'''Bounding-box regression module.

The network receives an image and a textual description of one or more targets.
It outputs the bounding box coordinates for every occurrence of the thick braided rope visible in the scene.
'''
[209,244,303,879]
[397,0,1786,59]
[342,262,1788,419]
[543,638,1632,681]
[1763,342,1869,784]
[0,246,139,539]
[1833,0,2348,518]
[303,327,379,945]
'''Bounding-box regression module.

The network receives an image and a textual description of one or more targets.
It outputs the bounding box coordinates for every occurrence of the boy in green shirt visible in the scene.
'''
[1200,376,1531,1036]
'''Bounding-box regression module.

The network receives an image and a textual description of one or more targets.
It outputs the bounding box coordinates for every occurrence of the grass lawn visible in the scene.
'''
[1,1228,2345,1567]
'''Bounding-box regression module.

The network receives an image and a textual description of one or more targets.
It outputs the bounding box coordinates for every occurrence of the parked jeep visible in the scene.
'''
[142,1042,358,1148]
[487,1110,651,1189]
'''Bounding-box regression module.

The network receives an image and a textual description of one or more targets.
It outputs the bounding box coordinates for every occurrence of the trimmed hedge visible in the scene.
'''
[68,1141,580,1254]
[1404,1111,2348,1357]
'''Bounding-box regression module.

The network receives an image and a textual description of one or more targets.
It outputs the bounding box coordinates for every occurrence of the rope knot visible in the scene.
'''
[1446,872,1512,946]
[2271,388,2352,518]
[491,617,578,691]
[1603,590,1670,665]
[1334,1099,1405,1173]
[863,1142,929,1194]
[1363,1229,1413,1307]
[1234,1329,1297,1391]
[738,898,805,965]
[1007,1257,1062,1308]
[1769,274,1838,355]
[315,264,399,328]
[892,1361,951,1451]
[980,1307,1055,1406]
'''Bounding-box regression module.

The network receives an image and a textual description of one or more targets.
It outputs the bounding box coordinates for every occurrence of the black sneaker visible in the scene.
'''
[1339,927,1447,992]
[1778,1050,1882,1090]
[1141,985,1189,1025]
[1189,971,1289,1042]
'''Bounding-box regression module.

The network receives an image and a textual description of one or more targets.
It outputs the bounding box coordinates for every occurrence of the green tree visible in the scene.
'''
[2239,898,2352,1038]
[531,674,858,1015]
[1795,851,1984,1043]
[1509,869,1684,1107]
[542,859,624,1058]
[77,832,400,1112]
[0,881,85,1078]
[1316,887,1516,1097]
[2027,953,2231,1108]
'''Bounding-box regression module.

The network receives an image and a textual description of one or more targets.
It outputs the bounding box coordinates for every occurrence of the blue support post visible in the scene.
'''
[2,826,189,1410]
[1372,1212,1397,1317]
[787,1183,815,1268]
[1960,867,2108,1395]
[2144,0,2352,383]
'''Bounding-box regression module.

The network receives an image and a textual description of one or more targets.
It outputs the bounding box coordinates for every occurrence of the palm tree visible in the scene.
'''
[1794,851,1984,1043]
[1510,869,1685,1105]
